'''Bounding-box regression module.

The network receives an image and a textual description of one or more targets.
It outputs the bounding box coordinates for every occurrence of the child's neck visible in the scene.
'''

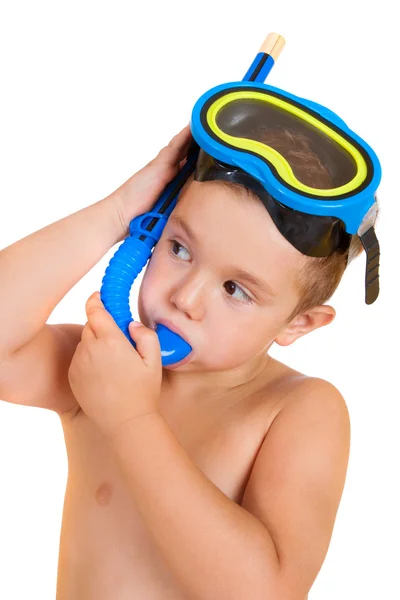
[160,352,273,408]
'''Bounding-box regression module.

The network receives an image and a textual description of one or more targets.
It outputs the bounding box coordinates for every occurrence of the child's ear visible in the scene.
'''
[275,304,336,347]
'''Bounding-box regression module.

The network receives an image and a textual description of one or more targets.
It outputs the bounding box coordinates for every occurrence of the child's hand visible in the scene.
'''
[111,124,193,234]
[68,292,162,439]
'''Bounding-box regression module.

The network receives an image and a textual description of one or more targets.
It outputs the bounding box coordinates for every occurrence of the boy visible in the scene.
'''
[0,123,357,599]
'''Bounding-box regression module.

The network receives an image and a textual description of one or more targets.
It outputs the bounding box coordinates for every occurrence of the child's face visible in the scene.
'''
[137,180,305,373]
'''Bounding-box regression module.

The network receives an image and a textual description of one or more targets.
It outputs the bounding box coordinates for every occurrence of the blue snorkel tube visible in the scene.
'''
[100,33,285,366]
[100,152,198,366]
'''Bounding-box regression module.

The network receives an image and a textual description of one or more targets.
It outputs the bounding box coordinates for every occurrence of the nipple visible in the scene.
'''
[95,482,113,507]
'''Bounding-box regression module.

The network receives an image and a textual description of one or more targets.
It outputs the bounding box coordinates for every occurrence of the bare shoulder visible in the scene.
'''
[240,363,351,597]
[260,357,350,425]
[276,371,351,464]
[280,370,350,429]
[264,360,351,456]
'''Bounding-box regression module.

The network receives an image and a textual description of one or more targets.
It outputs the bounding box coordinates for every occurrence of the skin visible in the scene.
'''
[137,178,336,402]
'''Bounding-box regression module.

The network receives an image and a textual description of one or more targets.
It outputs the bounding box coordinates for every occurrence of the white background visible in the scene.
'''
[0,1,398,598]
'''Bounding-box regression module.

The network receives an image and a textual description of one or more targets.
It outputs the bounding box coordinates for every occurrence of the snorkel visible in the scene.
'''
[100,33,286,367]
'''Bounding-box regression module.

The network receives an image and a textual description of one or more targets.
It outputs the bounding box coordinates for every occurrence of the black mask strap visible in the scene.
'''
[360,227,380,304]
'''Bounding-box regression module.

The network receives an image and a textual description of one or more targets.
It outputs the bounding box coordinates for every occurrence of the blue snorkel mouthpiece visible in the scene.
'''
[155,324,192,365]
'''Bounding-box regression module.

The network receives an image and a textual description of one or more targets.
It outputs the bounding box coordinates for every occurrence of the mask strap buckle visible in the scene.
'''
[360,227,380,304]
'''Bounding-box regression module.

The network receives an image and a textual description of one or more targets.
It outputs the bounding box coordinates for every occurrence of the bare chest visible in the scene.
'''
[57,390,280,599]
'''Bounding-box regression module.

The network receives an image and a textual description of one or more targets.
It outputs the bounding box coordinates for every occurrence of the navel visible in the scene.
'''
[94,482,113,506]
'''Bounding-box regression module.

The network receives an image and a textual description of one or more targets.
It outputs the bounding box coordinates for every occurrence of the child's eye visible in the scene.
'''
[168,240,253,305]
[223,281,253,304]
[170,240,190,261]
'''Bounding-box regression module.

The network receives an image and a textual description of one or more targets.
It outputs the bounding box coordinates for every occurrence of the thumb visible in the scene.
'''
[86,291,120,338]
[129,321,162,369]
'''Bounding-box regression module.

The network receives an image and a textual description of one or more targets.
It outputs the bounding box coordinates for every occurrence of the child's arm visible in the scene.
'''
[0,196,126,358]
[0,124,193,414]
[0,197,130,415]
[106,377,350,600]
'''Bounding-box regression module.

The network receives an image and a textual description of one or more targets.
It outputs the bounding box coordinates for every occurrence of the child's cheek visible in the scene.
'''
[137,257,164,325]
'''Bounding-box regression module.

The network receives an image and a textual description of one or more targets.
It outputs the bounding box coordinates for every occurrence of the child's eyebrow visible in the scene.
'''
[168,214,276,298]
[231,268,276,298]
[169,214,198,244]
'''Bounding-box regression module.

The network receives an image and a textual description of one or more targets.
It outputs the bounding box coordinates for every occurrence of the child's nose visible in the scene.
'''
[170,274,207,321]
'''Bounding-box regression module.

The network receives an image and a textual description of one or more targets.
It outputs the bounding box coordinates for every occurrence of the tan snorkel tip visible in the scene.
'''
[259,33,286,61]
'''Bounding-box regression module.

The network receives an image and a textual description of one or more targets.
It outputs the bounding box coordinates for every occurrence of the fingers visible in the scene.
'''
[158,124,193,164]
[168,123,191,147]
[81,321,96,342]
[128,321,161,371]
[170,123,192,148]
[85,292,120,339]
